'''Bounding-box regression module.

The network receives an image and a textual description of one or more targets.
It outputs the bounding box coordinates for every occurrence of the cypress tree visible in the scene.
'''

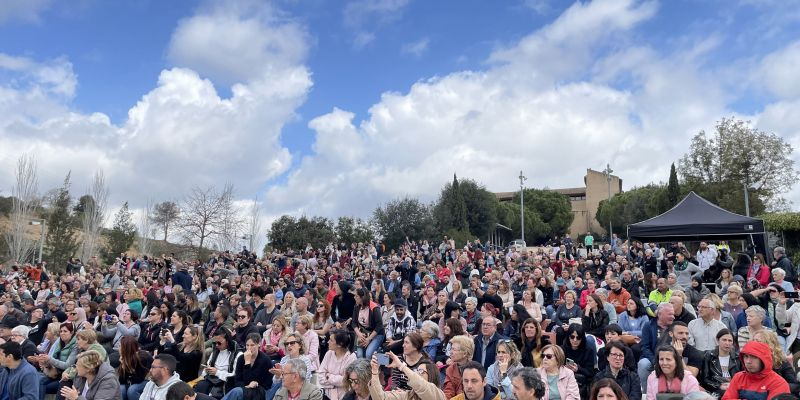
[667,163,680,207]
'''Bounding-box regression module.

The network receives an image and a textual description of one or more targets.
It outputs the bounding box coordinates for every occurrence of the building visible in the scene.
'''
[495,168,622,236]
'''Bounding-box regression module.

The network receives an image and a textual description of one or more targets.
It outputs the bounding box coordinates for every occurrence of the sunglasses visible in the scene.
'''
[285,341,299,346]
[569,335,580,340]
[542,354,554,360]
[237,315,248,319]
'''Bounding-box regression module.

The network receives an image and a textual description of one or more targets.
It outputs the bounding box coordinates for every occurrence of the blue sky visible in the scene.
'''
[1,0,799,229]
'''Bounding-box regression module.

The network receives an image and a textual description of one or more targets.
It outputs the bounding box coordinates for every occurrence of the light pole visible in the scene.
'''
[519,171,527,244]
[603,164,613,241]
[29,218,46,264]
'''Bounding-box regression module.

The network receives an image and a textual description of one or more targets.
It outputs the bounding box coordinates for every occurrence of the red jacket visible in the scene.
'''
[722,341,790,400]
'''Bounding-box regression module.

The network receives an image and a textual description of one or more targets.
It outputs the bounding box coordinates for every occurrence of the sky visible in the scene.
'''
[1,0,800,236]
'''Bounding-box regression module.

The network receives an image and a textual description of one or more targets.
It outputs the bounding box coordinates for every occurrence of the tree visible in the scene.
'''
[78,170,109,261]
[45,173,78,270]
[179,185,233,252]
[667,163,680,208]
[596,184,670,236]
[679,118,798,214]
[502,189,573,244]
[372,197,437,250]
[434,174,469,234]
[246,198,262,255]
[4,154,39,264]
[336,216,375,244]
[151,201,181,241]
[138,200,154,256]
[105,202,137,263]
[212,185,244,252]
[269,215,337,251]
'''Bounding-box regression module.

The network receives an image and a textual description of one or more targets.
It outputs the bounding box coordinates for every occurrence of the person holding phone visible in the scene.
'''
[369,352,444,400]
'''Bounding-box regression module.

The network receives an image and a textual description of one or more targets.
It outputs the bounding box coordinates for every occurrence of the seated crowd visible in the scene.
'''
[0,237,798,400]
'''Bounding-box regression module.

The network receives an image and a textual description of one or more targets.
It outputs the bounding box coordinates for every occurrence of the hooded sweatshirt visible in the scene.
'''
[722,341,790,400]
[140,372,182,400]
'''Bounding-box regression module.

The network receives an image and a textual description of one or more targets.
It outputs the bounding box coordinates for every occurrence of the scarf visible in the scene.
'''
[53,335,77,363]
[657,375,681,394]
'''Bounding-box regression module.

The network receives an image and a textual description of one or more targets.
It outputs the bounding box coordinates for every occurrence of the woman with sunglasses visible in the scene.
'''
[560,324,596,398]
[159,324,206,381]
[534,344,580,400]
[369,352,444,400]
[319,329,357,400]
[267,332,316,400]
[342,359,372,400]
[486,339,523,399]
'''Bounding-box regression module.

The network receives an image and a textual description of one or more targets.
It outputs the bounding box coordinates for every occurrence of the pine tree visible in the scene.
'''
[46,173,79,270]
[667,163,680,207]
[451,174,469,232]
[106,202,137,263]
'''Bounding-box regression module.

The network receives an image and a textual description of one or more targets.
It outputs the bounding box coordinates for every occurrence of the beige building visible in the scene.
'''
[496,168,622,236]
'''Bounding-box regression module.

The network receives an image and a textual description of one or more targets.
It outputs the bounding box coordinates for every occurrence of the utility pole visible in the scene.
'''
[743,177,751,217]
[603,164,613,241]
[519,171,527,243]
[29,218,46,264]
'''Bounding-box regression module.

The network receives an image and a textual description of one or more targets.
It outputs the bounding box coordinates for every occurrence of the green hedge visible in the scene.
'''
[760,213,800,232]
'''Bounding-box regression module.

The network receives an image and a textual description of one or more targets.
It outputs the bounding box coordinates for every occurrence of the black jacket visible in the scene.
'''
[351,304,384,336]
[139,321,165,352]
[593,366,641,400]
[582,309,609,338]
[234,351,274,390]
[234,322,261,348]
[701,349,741,395]
[472,332,507,370]
[160,342,203,381]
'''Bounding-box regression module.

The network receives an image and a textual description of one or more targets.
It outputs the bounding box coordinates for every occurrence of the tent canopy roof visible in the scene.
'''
[627,192,764,238]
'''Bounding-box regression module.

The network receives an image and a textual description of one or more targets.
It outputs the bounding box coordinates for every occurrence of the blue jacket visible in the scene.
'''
[473,332,508,370]
[0,359,39,400]
[639,319,660,364]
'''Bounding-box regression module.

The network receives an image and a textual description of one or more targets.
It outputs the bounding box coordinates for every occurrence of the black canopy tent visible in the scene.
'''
[627,192,768,255]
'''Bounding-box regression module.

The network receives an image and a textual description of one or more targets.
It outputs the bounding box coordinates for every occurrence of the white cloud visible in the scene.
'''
[0,0,51,24]
[265,0,798,220]
[168,1,309,86]
[0,2,311,213]
[759,41,800,99]
[401,38,429,57]
[343,0,410,48]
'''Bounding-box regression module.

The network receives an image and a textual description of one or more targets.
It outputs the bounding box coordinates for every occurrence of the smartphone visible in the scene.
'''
[105,316,113,322]
[376,353,391,366]
[785,291,799,299]
[566,358,575,365]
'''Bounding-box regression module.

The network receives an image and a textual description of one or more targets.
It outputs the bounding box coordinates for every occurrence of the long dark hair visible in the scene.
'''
[443,318,465,343]
[654,345,684,380]
[626,297,646,318]
[117,336,143,376]
[561,323,587,351]
[590,378,629,400]
[512,304,532,323]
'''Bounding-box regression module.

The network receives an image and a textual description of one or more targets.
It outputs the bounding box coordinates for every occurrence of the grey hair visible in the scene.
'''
[10,325,30,339]
[774,247,786,256]
[508,367,545,398]
[465,297,477,305]
[656,302,674,315]
[344,359,371,393]
[284,358,307,379]
[420,320,440,339]
[745,305,767,320]
[773,268,786,278]
[594,288,608,297]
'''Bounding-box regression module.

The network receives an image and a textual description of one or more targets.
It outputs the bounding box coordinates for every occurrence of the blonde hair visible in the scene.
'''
[76,350,104,372]
[285,332,307,355]
[753,330,785,366]
[498,340,522,366]
[297,314,313,331]
[450,335,474,359]
[76,329,97,344]
[126,288,143,301]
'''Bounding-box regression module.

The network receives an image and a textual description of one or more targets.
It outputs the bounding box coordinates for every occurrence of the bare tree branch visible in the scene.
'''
[4,154,39,264]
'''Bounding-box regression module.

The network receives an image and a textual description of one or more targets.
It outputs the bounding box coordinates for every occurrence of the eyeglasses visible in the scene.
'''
[609,353,625,359]
[414,368,428,375]
[285,341,299,346]
[237,315,248,319]
[542,353,554,360]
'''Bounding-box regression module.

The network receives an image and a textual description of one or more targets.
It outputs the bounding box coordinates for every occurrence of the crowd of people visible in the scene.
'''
[0,236,799,400]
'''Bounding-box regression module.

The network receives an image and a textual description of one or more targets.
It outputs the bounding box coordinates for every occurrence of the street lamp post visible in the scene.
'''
[603,164,613,241]
[519,171,527,244]
[29,218,46,264]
